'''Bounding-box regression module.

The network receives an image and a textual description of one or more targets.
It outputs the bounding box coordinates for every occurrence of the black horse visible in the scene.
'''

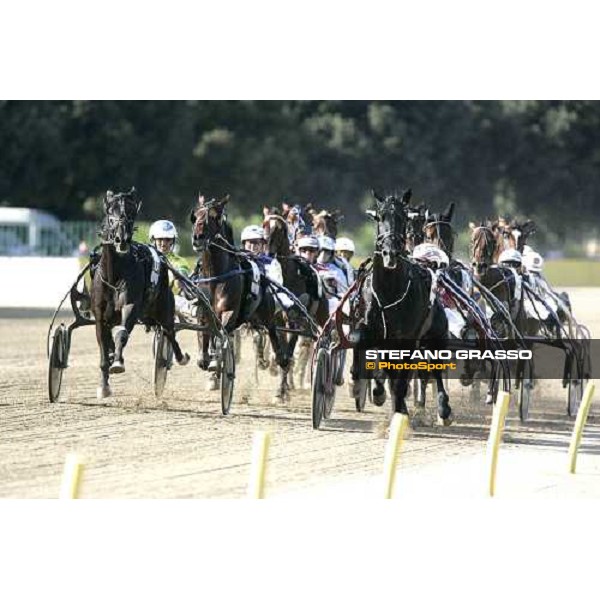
[91,188,189,399]
[352,190,452,423]
[190,194,291,401]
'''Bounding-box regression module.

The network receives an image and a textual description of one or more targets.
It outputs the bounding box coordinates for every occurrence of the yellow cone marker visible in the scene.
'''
[248,432,271,499]
[59,453,84,499]
[568,382,596,474]
[486,391,510,497]
[382,413,409,499]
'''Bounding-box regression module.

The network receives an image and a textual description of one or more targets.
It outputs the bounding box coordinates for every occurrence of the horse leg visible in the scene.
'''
[414,372,427,408]
[161,327,190,366]
[253,330,269,370]
[434,371,452,425]
[110,304,138,374]
[267,327,290,402]
[286,333,299,391]
[206,335,221,391]
[95,321,112,399]
[296,338,312,389]
[485,363,498,405]
[390,376,409,414]
[372,370,387,406]
[349,348,360,398]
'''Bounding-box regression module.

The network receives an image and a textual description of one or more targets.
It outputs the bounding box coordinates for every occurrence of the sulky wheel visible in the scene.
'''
[153,329,173,398]
[48,324,68,403]
[518,359,534,422]
[323,349,338,420]
[220,336,235,415]
[312,347,329,430]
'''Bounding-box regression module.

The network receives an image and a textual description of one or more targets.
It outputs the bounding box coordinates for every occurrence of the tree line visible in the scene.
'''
[1,100,598,252]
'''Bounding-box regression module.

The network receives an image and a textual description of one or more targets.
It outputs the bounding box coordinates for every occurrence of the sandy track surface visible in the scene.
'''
[0,288,598,498]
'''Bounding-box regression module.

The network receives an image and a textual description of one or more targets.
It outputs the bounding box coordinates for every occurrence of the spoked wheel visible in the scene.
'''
[323,349,338,419]
[153,329,173,398]
[221,336,236,415]
[355,378,371,412]
[567,378,584,417]
[312,347,329,430]
[518,360,534,422]
[48,324,68,403]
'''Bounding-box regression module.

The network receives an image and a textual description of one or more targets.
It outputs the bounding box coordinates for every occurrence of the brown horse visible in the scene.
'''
[190,195,291,401]
[263,206,329,390]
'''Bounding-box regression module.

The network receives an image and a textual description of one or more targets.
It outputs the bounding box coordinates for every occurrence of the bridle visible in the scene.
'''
[424,219,455,255]
[471,226,497,273]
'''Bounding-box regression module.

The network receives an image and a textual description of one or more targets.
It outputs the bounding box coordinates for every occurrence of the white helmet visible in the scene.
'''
[499,249,522,265]
[412,243,449,269]
[335,237,355,253]
[523,251,543,273]
[149,220,178,242]
[297,235,319,250]
[522,244,534,256]
[241,225,265,243]
[318,236,336,252]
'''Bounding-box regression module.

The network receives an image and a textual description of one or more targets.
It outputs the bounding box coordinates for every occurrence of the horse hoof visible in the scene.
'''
[437,415,453,426]
[96,386,112,399]
[485,394,494,405]
[257,359,270,371]
[372,391,386,407]
[109,361,125,374]
[178,353,190,366]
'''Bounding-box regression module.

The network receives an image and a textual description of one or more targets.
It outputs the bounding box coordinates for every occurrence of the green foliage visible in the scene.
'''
[2,101,599,254]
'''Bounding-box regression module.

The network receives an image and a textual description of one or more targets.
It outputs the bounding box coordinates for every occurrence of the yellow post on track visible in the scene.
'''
[486,391,510,498]
[568,382,596,474]
[248,431,271,499]
[59,453,84,499]
[382,413,409,499]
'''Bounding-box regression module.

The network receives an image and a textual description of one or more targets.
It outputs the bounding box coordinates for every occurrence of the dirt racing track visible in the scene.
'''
[0,288,598,499]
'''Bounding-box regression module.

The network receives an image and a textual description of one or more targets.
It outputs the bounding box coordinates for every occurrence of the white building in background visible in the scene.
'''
[0,207,78,256]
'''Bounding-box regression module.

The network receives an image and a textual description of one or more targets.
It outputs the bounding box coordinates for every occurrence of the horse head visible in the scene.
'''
[190,193,230,252]
[262,206,290,258]
[470,219,501,276]
[100,187,141,254]
[311,207,343,239]
[369,188,411,270]
[423,201,455,255]
[405,203,428,252]
[504,218,536,252]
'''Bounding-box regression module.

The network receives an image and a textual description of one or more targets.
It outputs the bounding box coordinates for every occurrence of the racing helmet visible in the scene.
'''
[149,220,178,242]
[498,248,523,266]
[318,236,336,252]
[523,251,543,273]
[335,237,355,253]
[297,235,319,250]
[241,225,265,243]
[412,243,449,269]
[522,244,534,256]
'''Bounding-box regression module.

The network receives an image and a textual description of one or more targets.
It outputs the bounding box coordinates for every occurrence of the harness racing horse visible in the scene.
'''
[91,188,190,399]
[352,190,453,424]
[470,220,538,402]
[309,207,343,239]
[190,195,292,401]
[263,207,329,389]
